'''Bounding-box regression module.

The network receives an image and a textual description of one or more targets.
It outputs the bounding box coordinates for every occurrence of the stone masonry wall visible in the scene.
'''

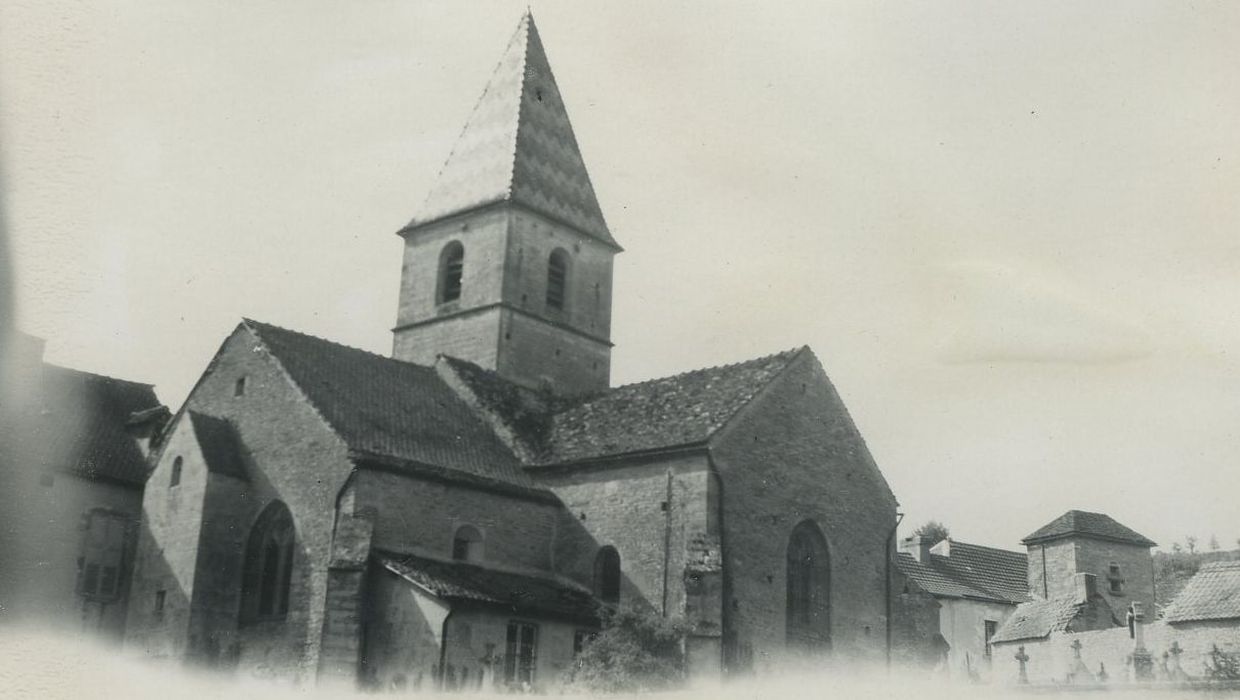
[542,453,713,616]
[993,620,1240,685]
[126,325,357,681]
[126,416,211,660]
[357,469,559,573]
[710,350,898,672]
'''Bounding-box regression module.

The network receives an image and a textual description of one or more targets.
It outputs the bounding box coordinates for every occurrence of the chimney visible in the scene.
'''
[125,405,171,459]
[1074,572,1097,604]
[900,534,934,564]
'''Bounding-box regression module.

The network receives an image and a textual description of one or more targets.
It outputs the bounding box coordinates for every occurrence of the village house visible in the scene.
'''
[120,13,899,689]
[892,535,1028,680]
[0,330,165,640]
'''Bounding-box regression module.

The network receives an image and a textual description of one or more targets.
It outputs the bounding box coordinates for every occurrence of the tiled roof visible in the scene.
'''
[991,594,1085,644]
[932,541,1030,604]
[407,13,615,246]
[244,320,535,490]
[377,551,598,623]
[32,364,161,486]
[188,412,247,480]
[895,541,1029,605]
[444,349,804,465]
[1162,561,1240,623]
[1022,510,1156,547]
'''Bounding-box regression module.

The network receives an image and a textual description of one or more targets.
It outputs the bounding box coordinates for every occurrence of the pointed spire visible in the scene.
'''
[408,13,616,246]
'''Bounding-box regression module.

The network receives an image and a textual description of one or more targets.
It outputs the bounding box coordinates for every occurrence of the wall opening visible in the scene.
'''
[240,500,295,624]
[786,519,831,650]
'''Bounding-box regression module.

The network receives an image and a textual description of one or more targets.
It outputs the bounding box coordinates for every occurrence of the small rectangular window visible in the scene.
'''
[100,566,118,596]
[234,377,246,397]
[984,620,998,658]
[155,590,166,614]
[83,563,100,596]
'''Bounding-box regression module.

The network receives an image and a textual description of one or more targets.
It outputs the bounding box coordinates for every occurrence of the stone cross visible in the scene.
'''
[1015,645,1030,684]
[1167,641,1188,680]
[1071,638,1084,659]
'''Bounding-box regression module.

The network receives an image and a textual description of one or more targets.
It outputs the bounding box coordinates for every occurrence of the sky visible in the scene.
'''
[2,1,1238,552]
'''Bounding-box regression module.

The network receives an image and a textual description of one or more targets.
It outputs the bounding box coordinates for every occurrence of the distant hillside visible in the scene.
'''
[1154,548,1240,615]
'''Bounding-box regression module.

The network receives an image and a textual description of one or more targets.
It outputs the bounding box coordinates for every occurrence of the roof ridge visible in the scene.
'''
[242,318,426,369]
[604,346,805,394]
[41,362,156,388]
[947,539,1027,557]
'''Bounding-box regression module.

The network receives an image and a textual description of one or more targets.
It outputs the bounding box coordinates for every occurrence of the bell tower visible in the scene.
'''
[391,13,620,398]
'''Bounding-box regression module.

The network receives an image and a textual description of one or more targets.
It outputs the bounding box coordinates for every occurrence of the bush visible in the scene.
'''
[565,607,688,693]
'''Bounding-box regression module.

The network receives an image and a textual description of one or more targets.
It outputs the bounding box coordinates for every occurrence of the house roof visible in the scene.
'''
[187,411,247,480]
[244,320,536,491]
[894,540,1029,605]
[32,364,161,486]
[1022,510,1156,547]
[444,348,804,465]
[406,13,615,247]
[377,551,598,623]
[990,594,1087,644]
[1162,561,1240,624]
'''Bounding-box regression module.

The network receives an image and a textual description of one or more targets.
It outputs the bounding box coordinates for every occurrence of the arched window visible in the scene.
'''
[438,241,465,304]
[452,525,484,562]
[786,520,831,649]
[241,501,295,624]
[545,248,569,311]
[169,456,182,488]
[593,546,621,604]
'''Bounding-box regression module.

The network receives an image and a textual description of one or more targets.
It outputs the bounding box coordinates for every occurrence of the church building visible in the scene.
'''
[122,14,898,689]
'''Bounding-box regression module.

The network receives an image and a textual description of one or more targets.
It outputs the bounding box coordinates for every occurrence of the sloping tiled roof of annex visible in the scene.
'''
[1162,561,1240,624]
[377,551,598,622]
[990,594,1087,644]
[31,364,161,486]
[1022,510,1156,547]
[895,541,1029,605]
[406,13,615,247]
[188,411,247,480]
[244,320,535,490]
[443,348,804,465]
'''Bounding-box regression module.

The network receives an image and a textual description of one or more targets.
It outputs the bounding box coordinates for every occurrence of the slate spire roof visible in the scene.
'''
[1022,510,1156,547]
[407,12,616,247]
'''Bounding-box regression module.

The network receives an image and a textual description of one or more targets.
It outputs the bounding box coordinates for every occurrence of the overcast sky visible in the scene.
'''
[2,1,1238,552]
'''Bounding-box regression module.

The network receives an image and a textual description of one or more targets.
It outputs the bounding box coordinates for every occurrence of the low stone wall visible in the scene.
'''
[993,620,1240,685]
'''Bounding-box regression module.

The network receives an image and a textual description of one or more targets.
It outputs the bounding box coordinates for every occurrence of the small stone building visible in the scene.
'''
[121,13,899,690]
[0,330,165,640]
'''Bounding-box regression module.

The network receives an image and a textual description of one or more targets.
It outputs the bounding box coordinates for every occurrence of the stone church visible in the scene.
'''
[121,14,898,688]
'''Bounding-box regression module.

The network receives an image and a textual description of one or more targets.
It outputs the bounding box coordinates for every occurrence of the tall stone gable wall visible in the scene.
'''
[710,350,897,671]
[126,326,355,680]
[126,416,212,659]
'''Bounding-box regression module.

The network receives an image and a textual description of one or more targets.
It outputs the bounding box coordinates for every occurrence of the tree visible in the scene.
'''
[1186,536,1197,554]
[1171,543,1182,554]
[565,607,688,693]
[1210,534,1220,552]
[914,520,950,545]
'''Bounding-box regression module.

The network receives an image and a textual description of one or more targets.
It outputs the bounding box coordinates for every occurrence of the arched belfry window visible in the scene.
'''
[546,248,569,311]
[438,241,465,304]
[594,545,621,604]
[786,520,831,649]
[241,501,295,624]
[452,525,484,562]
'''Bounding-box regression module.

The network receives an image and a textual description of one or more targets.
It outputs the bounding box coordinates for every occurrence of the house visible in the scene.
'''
[121,13,899,689]
[892,535,1027,678]
[0,330,165,640]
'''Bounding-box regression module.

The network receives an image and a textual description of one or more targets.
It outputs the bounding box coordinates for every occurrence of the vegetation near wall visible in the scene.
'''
[564,607,688,693]
[1154,545,1240,614]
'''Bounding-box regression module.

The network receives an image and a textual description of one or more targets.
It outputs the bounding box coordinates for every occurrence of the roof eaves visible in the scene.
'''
[351,450,559,504]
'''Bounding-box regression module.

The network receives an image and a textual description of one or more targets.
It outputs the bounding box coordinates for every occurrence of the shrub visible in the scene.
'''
[565,607,688,693]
